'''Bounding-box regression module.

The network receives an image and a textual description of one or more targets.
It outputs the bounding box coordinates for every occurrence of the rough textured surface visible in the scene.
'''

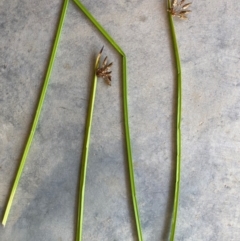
[0,0,240,240]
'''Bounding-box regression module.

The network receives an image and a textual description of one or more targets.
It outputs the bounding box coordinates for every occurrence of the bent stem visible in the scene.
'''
[76,48,102,241]
[167,0,182,240]
[2,0,69,226]
[72,1,143,240]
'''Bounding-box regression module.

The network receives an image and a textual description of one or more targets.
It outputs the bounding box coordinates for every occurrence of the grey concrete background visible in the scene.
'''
[0,0,240,240]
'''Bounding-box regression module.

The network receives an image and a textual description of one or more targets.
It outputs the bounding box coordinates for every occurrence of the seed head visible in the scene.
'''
[168,0,192,19]
[96,49,113,86]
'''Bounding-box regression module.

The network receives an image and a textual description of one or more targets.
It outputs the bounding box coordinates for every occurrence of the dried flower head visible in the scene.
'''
[96,48,113,86]
[168,0,192,19]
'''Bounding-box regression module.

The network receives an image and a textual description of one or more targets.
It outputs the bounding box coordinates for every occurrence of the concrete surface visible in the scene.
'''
[0,0,240,240]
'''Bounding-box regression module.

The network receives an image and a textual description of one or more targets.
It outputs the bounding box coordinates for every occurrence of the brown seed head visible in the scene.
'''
[96,51,113,86]
[168,0,192,19]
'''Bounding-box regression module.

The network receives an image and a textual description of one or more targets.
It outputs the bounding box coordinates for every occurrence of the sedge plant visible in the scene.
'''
[2,0,143,240]
[167,0,192,240]
[76,46,104,241]
[72,1,143,240]
[2,0,70,226]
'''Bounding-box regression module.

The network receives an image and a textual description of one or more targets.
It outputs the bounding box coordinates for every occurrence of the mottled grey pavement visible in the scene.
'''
[0,0,240,240]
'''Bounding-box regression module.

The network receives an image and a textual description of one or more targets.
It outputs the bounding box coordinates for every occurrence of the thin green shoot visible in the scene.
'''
[2,0,70,226]
[76,47,103,241]
[72,1,143,240]
[167,0,182,240]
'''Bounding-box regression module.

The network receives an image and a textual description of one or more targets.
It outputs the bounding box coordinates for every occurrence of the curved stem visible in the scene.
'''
[2,0,69,226]
[72,1,143,240]
[167,0,182,241]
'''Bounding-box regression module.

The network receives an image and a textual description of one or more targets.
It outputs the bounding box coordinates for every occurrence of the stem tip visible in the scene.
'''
[100,46,104,54]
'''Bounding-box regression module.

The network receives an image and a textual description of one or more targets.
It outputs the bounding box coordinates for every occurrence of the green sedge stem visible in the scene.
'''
[76,52,101,241]
[72,1,143,240]
[72,0,124,56]
[167,0,182,240]
[1,0,69,226]
[122,56,142,238]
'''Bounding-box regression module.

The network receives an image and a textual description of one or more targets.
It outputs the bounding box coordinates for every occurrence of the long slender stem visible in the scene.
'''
[167,0,182,240]
[72,1,143,240]
[122,56,142,238]
[76,51,101,241]
[2,0,69,226]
